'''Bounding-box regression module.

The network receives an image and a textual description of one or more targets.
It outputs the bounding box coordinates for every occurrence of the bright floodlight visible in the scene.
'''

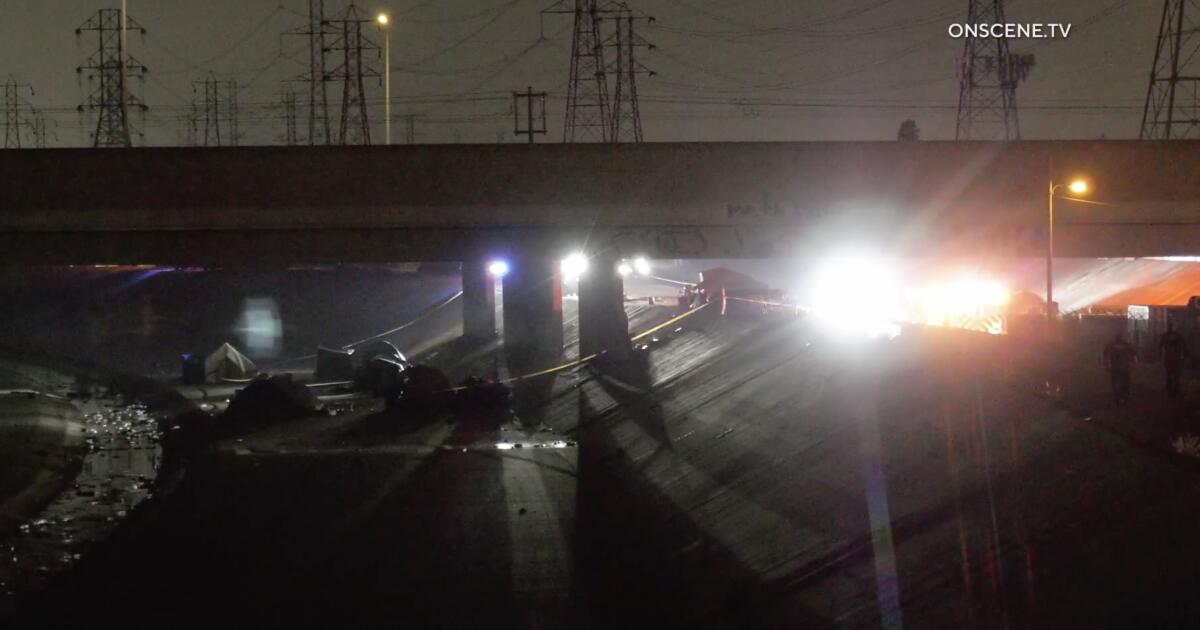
[633,257,651,276]
[487,260,509,278]
[809,251,901,339]
[617,262,633,276]
[376,13,390,26]
[561,252,589,282]
[1068,179,1088,195]
[917,279,1009,331]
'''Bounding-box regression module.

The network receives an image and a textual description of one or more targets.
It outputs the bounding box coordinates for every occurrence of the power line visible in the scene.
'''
[403,0,534,25]
[635,96,1144,111]
[143,6,286,76]
[399,0,531,70]
[9,0,1151,147]
[656,0,902,39]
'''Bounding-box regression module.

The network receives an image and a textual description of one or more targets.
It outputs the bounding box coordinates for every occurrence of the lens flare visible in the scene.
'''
[487,260,509,278]
[914,278,1010,334]
[561,253,589,282]
[808,251,902,339]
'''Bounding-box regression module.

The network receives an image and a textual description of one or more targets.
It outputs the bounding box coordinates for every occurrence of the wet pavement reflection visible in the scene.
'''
[0,375,160,618]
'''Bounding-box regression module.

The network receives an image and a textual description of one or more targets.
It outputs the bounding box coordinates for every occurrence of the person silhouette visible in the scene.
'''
[1102,331,1137,405]
[1159,321,1188,397]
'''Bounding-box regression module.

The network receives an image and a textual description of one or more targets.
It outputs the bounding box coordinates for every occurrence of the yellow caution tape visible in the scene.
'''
[443,300,714,393]
[631,300,712,342]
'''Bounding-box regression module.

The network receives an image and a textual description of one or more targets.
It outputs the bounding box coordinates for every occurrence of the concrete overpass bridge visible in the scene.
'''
[3,141,1200,360]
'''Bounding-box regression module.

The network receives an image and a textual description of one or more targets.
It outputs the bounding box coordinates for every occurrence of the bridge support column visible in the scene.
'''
[579,253,631,362]
[502,254,563,365]
[461,258,496,342]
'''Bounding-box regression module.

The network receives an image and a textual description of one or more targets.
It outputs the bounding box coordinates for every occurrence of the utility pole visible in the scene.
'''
[1141,0,1200,139]
[954,0,1033,140]
[604,3,654,143]
[545,0,617,142]
[513,87,548,143]
[2,76,37,149]
[328,4,381,145]
[76,8,148,147]
[376,13,391,145]
[292,0,334,145]
[190,73,240,147]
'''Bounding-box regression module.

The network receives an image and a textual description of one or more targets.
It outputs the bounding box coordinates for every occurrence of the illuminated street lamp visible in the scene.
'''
[376,12,391,145]
[1047,177,1090,322]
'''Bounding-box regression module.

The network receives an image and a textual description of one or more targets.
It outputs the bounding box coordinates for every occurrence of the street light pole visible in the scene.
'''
[1046,177,1089,324]
[377,13,391,145]
[1047,179,1055,324]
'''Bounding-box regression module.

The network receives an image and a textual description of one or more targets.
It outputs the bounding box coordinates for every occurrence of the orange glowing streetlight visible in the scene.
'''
[377,12,391,145]
[1047,177,1091,321]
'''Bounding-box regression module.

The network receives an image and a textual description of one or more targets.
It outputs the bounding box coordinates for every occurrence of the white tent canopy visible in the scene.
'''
[205,342,258,383]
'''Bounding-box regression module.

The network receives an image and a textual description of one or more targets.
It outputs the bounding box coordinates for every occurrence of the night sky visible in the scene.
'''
[0,1,1161,146]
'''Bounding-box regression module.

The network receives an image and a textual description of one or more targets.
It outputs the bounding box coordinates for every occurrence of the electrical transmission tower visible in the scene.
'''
[604,4,654,143]
[178,112,197,147]
[404,114,418,144]
[328,4,381,145]
[291,0,335,145]
[545,0,617,142]
[281,85,300,146]
[32,116,55,148]
[76,8,148,147]
[1141,0,1200,139]
[189,73,240,147]
[954,0,1034,140]
[3,76,37,149]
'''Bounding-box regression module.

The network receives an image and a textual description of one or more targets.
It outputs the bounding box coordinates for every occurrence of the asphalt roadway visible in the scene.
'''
[13,303,1200,628]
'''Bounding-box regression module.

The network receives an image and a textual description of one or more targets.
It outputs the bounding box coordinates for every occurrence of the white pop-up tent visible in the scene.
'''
[205,342,258,383]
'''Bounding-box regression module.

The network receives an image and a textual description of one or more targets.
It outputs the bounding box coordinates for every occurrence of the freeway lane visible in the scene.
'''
[13,309,1200,628]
